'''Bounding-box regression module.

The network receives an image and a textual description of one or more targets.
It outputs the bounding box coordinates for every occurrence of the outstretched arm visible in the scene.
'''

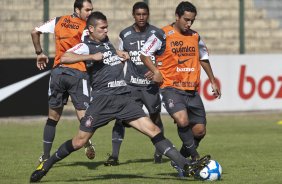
[61,52,103,64]
[31,29,49,70]
[200,60,221,99]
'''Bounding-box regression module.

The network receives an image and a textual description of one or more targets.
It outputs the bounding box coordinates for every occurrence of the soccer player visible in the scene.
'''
[104,1,164,166]
[140,0,221,171]
[30,0,95,162]
[30,11,210,183]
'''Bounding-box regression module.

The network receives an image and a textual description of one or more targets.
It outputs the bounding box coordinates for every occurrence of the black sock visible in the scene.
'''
[151,133,189,169]
[111,121,125,158]
[150,113,164,156]
[43,118,58,159]
[178,125,199,158]
[43,139,76,171]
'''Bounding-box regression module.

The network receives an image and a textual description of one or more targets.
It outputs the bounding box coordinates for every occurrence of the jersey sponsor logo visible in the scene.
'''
[144,37,158,54]
[178,58,191,64]
[130,76,151,84]
[172,81,198,88]
[107,80,126,87]
[103,51,121,66]
[170,41,196,56]
[61,18,80,29]
[124,31,132,38]
[71,43,84,52]
[167,30,174,36]
[176,67,195,72]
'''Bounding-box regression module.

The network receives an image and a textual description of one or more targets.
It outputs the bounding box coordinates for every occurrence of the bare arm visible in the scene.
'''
[116,50,129,61]
[200,60,221,99]
[31,29,49,70]
[61,52,103,64]
[140,54,163,83]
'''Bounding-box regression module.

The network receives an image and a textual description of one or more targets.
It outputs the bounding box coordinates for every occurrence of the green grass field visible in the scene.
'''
[0,112,282,184]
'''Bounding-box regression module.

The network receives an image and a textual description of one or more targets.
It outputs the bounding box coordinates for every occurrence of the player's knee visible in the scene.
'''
[193,128,206,138]
[72,136,88,149]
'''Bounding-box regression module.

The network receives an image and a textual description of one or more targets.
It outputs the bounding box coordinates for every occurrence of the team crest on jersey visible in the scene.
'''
[85,116,93,127]
[151,30,156,34]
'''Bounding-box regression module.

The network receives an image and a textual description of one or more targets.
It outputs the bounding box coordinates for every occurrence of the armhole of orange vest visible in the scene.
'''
[55,16,62,25]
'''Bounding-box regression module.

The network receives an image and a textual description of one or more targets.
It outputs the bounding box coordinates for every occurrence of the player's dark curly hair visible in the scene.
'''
[175,1,197,17]
[74,0,92,11]
[132,1,149,14]
[87,11,107,28]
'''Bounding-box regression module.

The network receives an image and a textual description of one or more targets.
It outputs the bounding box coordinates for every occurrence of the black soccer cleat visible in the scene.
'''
[171,160,186,178]
[30,161,48,182]
[154,153,162,164]
[104,154,119,166]
[184,155,211,177]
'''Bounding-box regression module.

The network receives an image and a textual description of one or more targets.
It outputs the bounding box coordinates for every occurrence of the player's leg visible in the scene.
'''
[70,75,96,160]
[40,71,65,162]
[150,113,163,163]
[142,85,164,163]
[173,110,200,159]
[128,117,207,177]
[30,129,93,183]
[161,89,199,159]
[191,123,206,148]
[180,92,207,160]
[104,120,124,166]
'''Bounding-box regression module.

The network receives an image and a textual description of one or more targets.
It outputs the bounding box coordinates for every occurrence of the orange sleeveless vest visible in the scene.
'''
[156,25,201,91]
[54,15,86,72]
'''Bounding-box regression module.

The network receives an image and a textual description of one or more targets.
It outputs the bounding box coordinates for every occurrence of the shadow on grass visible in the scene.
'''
[47,173,189,183]
[55,157,171,170]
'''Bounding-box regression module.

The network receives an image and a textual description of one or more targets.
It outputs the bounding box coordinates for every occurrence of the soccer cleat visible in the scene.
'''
[84,140,96,160]
[104,154,119,166]
[154,153,162,164]
[171,161,186,178]
[184,155,211,177]
[30,160,48,182]
[38,155,48,163]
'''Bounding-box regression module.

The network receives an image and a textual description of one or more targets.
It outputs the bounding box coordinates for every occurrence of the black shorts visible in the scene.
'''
[129,84,161,114]
[80,94,146,132]
[48,67,90,110]
[161,88,206,124]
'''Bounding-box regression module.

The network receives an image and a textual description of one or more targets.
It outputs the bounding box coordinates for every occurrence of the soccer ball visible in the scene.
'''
[198,160,222,181]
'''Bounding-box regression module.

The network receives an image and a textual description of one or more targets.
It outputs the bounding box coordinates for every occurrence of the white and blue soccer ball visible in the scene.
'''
[198,160,222,181]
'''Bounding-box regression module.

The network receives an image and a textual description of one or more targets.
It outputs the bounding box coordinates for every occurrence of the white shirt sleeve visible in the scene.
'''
[81,29,89,42]
[199,38,209,60]
[140,34,163,56]
[35,17,56,34]
[118,37,124,51]
[67,43,90,55]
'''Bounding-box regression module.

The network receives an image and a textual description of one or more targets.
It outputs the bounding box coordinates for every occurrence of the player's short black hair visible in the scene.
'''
[175,1,197,17]
[74,0,92,11]
[132,1,149,14]
[87,11,107,28]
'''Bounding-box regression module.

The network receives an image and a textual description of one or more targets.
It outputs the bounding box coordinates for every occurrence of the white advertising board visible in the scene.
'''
[200,54,282,112]
[156,54,282,113]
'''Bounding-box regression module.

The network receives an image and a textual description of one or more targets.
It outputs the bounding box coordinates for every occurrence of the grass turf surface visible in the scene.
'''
[0,112,282,184]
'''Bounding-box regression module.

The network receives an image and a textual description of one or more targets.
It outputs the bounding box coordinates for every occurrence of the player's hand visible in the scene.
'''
[91,52,103,61]
[144,71,154,79]
[116,50,129,60]
[145,70,163,84]
[36,53,49,70]
[211,82,221,99]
